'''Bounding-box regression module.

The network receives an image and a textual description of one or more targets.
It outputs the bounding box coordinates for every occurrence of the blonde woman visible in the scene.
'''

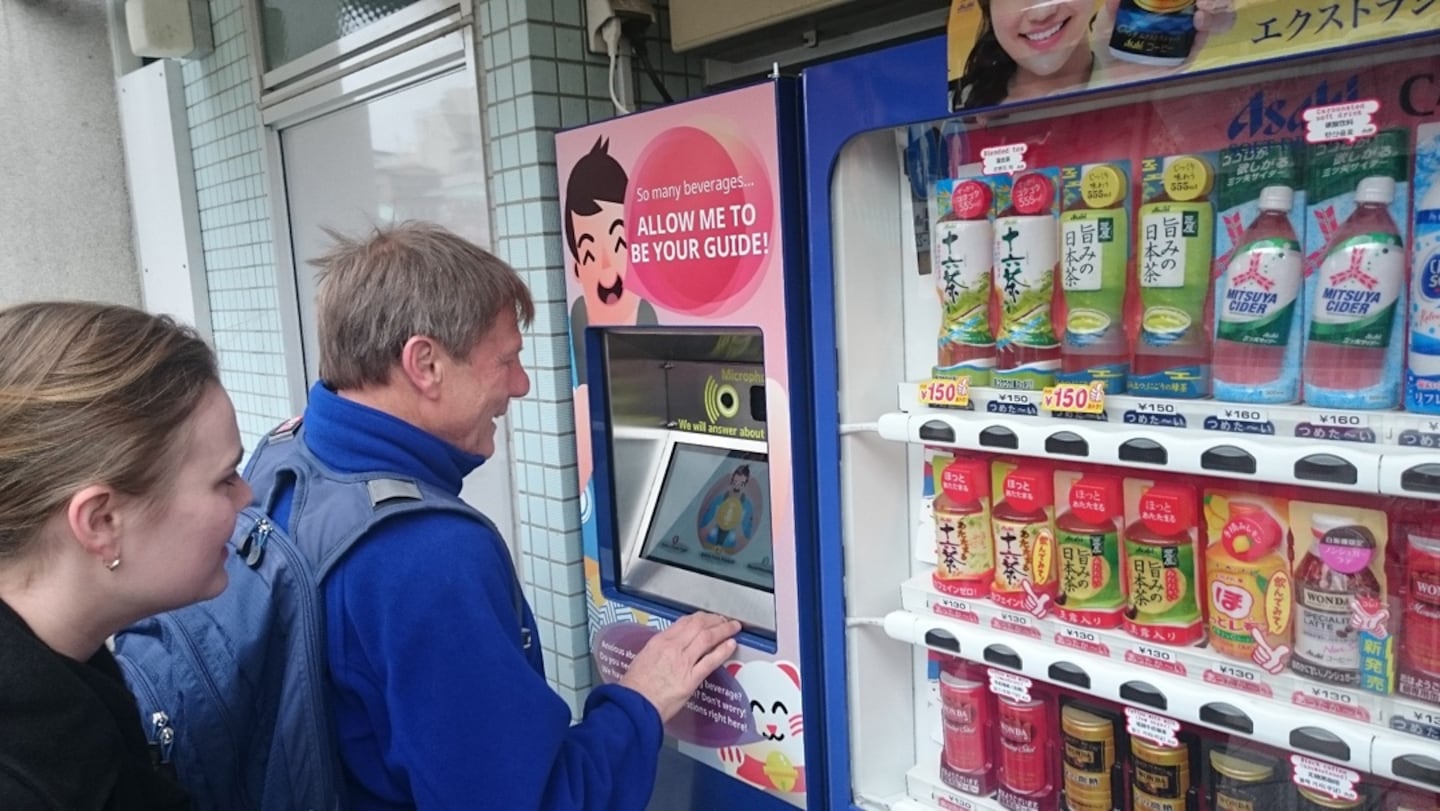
[0,302,250,810]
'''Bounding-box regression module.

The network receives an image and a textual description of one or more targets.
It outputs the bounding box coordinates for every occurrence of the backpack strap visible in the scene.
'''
[243,420,531,648]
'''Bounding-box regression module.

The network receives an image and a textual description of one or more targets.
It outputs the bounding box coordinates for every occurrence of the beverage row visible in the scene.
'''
[924,452,1438,704]
[929,660,1433,811]
[928,125,1440,412]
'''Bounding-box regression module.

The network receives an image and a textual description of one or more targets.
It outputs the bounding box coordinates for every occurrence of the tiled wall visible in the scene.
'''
[181,0,702,717]
[183,0,293,450]
[476,0,704,717]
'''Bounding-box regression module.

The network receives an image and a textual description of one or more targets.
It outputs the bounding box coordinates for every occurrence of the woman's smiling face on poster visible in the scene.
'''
[991,0,1093,79]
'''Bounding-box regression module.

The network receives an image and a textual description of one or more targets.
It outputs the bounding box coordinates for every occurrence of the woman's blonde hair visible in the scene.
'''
[0,302,218,560]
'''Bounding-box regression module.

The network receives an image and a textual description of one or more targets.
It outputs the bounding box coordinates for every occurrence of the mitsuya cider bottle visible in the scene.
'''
[934,178,997,383]
[1304,176,1405,408]
[994,172,1062,390]
[1212,186,1304,402]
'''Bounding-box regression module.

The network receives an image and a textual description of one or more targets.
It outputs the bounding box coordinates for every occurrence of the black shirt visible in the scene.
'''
[0,597,191,810]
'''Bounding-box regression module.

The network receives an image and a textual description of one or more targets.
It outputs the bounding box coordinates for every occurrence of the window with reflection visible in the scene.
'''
[261,0,423,70]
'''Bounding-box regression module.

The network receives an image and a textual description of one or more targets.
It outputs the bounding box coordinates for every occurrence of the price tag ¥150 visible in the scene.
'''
[919,377,972,409]
[1041,381,1106,415]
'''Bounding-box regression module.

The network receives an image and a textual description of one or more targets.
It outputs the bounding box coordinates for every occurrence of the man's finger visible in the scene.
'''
[693,638,739,677]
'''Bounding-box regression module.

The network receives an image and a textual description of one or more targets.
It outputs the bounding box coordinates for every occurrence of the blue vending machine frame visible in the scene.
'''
[799,35,953,811]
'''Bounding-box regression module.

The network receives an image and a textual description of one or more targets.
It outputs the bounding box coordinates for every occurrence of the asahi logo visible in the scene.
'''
[1227,75,1360,140]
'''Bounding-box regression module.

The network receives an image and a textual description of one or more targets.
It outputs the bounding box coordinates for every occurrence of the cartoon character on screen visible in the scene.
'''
[698,465,756,554]
[718,661,805,794]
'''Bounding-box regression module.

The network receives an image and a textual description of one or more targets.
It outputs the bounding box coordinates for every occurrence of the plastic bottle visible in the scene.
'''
[1303,176,1405,405]
[994,172,1062,390]
[934,179,997,384]
[1124,484,1202,645]
[1407,162,1440,413]
[1108,0,1197,67]
[1059,164,1131,392]
[1132,156,1215,399]
[990,465,1058,613]
[932,457,994,598]
[1291,514,1382,686]
[1204,500,1293,667]
[1055,475,1125,628]
[1212,186,1304,401]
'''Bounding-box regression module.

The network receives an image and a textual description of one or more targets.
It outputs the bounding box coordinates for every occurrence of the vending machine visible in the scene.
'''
[798,6,1440,811]
[556,81,823,808]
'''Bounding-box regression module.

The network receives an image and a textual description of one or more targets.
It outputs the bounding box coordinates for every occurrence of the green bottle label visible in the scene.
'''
[1138,202,1213,350]
[1124,539,1199,625]
[1059,529,1123,609]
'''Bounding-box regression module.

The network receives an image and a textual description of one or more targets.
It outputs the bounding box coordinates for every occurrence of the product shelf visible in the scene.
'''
[905,750,1009,811]
[884,382,1440,500]
[882,575,1440,794]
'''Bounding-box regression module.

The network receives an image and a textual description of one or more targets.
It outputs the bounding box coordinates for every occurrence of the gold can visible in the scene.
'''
[1131,738,1190,811]
[1209,750,1277,811]
[1297,787,1364,811]
[1062,705,1116,806]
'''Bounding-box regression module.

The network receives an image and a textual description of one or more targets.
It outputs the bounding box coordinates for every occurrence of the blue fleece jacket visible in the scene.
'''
[273,383,663,810]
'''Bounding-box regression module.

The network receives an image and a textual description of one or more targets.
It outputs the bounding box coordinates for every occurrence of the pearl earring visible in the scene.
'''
[106,558,121,571]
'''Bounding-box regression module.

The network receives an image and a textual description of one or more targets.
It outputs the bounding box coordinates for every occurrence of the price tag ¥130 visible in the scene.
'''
[1041,381,1106,415]
[919,377,972,409]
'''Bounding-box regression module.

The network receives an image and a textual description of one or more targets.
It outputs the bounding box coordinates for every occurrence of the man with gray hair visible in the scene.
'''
[268,222,740,809]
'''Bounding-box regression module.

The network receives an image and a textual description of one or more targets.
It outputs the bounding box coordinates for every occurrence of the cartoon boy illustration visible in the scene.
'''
[699,465,755,553]
[565,137,658,492]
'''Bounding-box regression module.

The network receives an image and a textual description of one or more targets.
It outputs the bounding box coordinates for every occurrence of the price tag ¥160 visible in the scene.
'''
[1041,381,1106,415]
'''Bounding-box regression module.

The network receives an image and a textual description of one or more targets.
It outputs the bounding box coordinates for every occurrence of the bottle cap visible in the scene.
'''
[1069,476,1121,526]
[1257,185,1293,212]
[950,179,992,220]
[1081,164,1126,209]
[1355,175,1396,205]
[1221,501,1283,561]
[1138,485,1195,537]
[1162,155,1213,202]
[1002,467,1052,512]
[1011,172,1055,215]
[940,458,990,506]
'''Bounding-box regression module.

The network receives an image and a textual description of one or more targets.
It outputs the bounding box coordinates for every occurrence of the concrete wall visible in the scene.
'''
[0,0,139,307]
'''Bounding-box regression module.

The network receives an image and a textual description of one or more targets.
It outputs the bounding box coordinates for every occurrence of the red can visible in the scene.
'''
[941,668,990,772]
[1405,532,1440,677]
[997,694,1052,796]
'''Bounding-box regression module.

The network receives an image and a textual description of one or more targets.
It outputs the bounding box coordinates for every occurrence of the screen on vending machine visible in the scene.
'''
[636,442,775,593]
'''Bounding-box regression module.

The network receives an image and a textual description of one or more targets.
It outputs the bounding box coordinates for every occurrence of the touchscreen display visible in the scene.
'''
[638,443,774,593]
